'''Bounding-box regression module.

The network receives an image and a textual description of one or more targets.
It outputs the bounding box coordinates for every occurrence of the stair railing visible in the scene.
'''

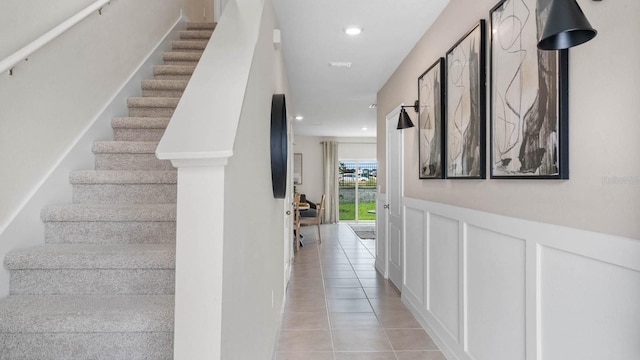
[0,0,112,76]
[155,0,264,358]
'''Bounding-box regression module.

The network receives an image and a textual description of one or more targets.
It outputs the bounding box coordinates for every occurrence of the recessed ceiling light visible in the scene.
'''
[295,115,304,121]
[362,127,368,131]
[345,26,362,36]
[369,104,377,109]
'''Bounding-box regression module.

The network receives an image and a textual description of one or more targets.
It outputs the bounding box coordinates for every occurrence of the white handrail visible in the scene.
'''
[0,0,111,75]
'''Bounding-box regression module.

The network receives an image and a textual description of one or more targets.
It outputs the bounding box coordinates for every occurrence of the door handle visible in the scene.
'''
[286,210,291,215]
[383,204,390,209]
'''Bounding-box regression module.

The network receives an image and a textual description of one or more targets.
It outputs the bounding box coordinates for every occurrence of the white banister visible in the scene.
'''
[155,0,264,358]
[0,0,112,75]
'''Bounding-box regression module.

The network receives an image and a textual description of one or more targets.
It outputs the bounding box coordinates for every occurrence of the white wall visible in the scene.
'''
[401,198,640,360]
[183,0,214,22]
[338,140,376,161]
[0,0,95,59]
[0,0,182,234]
[221,0,290,357]
[377,0,640,240]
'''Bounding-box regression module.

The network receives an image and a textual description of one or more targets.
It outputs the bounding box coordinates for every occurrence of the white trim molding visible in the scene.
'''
[400,197,640,360]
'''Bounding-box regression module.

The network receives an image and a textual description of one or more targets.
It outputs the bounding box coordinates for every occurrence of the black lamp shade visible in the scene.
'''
[537,0,597,50]
[397,108,415,129]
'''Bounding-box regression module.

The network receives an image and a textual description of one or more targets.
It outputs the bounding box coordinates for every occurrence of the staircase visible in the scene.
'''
[0,22,215,359]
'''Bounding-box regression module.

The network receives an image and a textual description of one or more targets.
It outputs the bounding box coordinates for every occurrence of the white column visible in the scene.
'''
[172,162,226,359]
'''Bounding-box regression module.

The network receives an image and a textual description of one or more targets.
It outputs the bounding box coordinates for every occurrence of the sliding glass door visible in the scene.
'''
[338,160,377,222]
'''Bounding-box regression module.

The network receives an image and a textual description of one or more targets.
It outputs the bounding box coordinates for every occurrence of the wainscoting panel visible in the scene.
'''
[401,198,640,360]
[404,207,425,305]
[428,213,460,343]
[539,245,640,360]
[464,225,526,360]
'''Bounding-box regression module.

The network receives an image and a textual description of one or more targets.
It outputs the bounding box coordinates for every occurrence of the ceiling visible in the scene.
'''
[273,0,450,138]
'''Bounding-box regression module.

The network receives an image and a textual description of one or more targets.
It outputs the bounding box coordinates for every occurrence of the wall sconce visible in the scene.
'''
[397,100,418,129]
[537,0,599,50]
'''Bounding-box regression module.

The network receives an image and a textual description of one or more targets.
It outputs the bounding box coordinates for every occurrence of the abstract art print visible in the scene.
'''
[418,58,445,179]
[446,20,486,179]
[490,0,569,179]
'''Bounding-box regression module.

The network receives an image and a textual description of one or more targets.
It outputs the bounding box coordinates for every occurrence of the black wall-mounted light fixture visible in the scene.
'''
[397,100,419,130]
[537,0,600,50]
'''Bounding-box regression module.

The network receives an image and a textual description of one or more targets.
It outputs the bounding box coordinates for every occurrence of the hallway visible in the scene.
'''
[277,224,446,360]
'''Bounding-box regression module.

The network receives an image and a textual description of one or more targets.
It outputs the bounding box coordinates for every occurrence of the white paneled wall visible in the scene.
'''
[400,197,640,360]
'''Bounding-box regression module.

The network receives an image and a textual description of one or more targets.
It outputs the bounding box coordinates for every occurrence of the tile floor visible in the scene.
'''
[277,223,446,360]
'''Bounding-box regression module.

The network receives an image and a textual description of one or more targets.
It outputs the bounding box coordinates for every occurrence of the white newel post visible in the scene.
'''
[170,159,228,359]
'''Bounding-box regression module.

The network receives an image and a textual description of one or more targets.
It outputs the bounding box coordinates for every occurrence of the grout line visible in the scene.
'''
[314,227,337,360]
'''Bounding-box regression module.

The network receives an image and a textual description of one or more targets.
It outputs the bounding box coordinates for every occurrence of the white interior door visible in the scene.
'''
[386,106,404,290]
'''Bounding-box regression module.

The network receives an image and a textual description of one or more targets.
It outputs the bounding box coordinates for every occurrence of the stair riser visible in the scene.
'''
[142,89,184,97]
[113,129,166,142]
[154,74,192,80]
[163,60,199,66]
[187,22,217,31]
[45,222,176,244]
[73,184,177,204]
[171,43,207,52]
[10,269,174,295]
[0,332,173,360]
[95,154,174,171]
[129,107,175,118]
[179,31,213,40]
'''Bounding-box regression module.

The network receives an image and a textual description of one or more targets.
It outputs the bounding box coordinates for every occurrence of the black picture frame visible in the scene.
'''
[489,0,569,179]
[418,58,446,179]
[445,20,487,179]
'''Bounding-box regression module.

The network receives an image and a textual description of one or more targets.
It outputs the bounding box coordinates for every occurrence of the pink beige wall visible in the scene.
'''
[377,0,640,239]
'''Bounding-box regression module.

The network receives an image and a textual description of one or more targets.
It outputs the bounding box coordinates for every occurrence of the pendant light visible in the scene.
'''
[537,0,599,50]
[397,101,419,130]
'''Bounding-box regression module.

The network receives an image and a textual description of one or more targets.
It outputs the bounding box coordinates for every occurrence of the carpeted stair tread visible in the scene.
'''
[186,22,217,30]
[171,40,207,51]
[92,141,158,154]
[127,97,180,108]
[5,244,175,270]
[0,295,173,333]
[179,30,214,39]
[163,51,202,62]
[153,64,196,77]
[69,170,176,184]
[111,117,170,129]
[141,79,188,91]
[41,204,176,222]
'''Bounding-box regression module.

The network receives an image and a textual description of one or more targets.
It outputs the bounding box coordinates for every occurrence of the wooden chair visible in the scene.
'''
[299,194,325,244]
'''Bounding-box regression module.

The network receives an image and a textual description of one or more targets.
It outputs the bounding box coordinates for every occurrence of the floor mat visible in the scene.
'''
[348,224,376,239]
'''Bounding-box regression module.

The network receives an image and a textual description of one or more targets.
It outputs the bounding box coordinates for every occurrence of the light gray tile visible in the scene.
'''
[334,352,396,360]
[332,329,392,351]
[282,312,329,330]
[277,352,334,360]
[330,312,381,329]
[277,330,332,352]
[395,351,447,360]
[328,299,373,313]
[385,329,438,351]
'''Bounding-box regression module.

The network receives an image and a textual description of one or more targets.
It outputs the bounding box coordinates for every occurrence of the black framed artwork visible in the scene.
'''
[418,58,446,179]
[490,0,569,179]
[445,20,487,179]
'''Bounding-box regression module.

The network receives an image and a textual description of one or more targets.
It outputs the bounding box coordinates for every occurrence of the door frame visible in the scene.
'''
[385,105,405,290]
